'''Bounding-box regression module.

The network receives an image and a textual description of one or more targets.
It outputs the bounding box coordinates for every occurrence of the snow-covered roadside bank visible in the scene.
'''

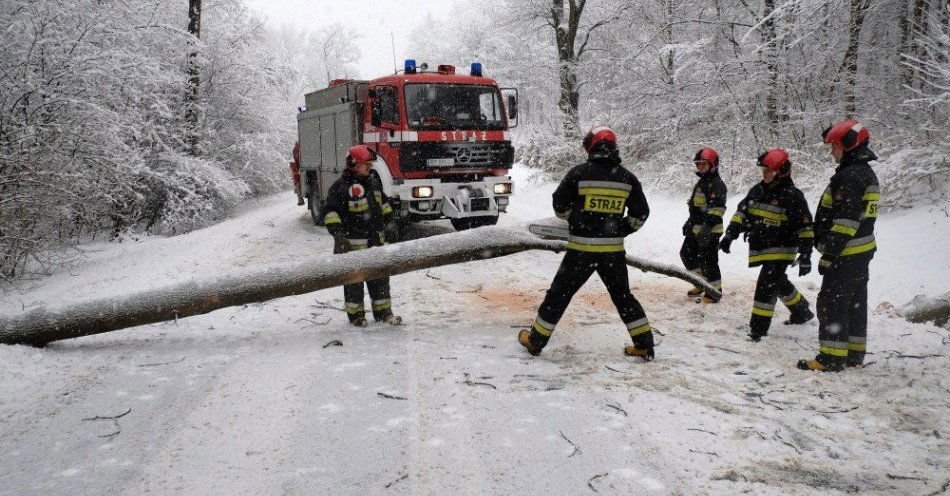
[1,165,948,495]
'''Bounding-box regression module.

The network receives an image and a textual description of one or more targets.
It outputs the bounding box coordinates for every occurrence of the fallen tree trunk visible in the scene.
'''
[901,291,950,327]
[0,225,719,347]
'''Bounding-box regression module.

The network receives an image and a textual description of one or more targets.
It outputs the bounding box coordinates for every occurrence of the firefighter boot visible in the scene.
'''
[687,286,704,297]
[623,345,655,361]
[518,329,546,356]
[796,358,843,372]
[784,307,814,325]
[701,293,721,304]
[748,331,766,342]
[382,314,403,325]
[846,351,866,368]
[350,317,369,327]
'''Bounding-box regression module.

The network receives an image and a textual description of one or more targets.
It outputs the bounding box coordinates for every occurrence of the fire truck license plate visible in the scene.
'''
[427,158,455,167]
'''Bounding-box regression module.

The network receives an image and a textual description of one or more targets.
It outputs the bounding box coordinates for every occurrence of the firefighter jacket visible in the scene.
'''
[725,176,814,267]
[685,170,727,240]
[321,169,394,250]
[552,151,649,253]
[814,146,879,268]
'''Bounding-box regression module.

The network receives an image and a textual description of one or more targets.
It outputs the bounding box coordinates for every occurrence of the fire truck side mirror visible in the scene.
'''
[501,87,519,128]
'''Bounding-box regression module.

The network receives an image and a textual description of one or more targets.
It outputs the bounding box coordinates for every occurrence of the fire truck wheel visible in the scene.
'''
[473,215,499,228]
[308,189,323,226]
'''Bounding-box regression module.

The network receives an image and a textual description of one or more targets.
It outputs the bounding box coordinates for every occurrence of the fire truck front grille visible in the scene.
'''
[470,198,491,211]
[399,141,515,171]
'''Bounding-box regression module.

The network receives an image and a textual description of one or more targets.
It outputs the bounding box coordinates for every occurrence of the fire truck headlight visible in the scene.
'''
[412,186,434,198]
[493,183,512,195]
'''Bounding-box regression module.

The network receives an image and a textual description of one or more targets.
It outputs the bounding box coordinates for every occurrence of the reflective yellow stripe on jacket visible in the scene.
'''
[566,235,625,253]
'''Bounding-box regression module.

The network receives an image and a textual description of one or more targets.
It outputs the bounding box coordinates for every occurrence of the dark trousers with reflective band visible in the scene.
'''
[529,250,654,350]
[337,235,393,322]
[679,235,721,295]
[817,255,870,367]
[750,262,810,336]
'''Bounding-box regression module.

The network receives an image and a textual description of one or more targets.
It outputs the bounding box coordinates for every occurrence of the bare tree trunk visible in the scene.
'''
[185,0,202,156]
[762,0,779,139]
[0,226,720,347]
[664,0,674,87]
[842,0,869,115]
[899,0,913,86]
[901,291,950,326]
[552,0,583,140]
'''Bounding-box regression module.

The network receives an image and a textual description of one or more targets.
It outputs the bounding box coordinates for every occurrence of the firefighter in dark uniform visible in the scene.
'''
[321,145,402,327]
[798,120,879,372]
[720,148,815,342]
[681,147,727,303]
[519,127,656,360]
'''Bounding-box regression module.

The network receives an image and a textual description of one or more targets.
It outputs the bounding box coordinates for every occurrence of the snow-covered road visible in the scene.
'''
[1,166,949,495]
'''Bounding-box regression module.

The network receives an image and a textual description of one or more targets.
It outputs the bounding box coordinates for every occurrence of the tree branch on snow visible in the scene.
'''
[587,472,608,492]
[0,226,720,347]
[559,430,582,457]
[377,392,407,401]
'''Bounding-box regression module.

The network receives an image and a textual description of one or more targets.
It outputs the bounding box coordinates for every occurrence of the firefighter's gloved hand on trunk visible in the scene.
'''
[333,234,351,254]
[719,236,734,254]
[384,222,399,243]
[795,255,812,276]
[681,221,690,237]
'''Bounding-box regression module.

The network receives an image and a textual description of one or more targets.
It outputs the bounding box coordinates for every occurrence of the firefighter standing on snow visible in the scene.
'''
[720,148,815,342]
[519,127,656,360]
[291,141,304,206]
[321,145,402,327]
[680,147,727,303]
[798,120,879,372]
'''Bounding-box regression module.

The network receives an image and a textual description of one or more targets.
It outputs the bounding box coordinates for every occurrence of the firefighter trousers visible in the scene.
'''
[527,250,654,350]
[816,255,870,367]
[679,234,721,296]
[750,261,810,337]
[337,237,394,323]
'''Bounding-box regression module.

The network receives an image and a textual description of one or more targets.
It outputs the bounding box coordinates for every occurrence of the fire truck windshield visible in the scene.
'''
[404,84,506,131]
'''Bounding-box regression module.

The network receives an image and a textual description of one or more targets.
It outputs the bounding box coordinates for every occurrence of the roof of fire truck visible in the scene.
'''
[368,62,498,88]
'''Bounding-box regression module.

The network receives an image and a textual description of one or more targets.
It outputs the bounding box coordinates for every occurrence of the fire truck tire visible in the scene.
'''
[308,189,323,226]
[473,215,499,228]
[451,215,498,231]
[450,218,472,231]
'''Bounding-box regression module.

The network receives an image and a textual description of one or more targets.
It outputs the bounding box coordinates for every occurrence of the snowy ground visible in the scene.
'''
[1,166,949,495]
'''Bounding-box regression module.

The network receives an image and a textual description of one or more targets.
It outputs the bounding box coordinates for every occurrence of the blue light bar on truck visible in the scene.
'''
[471,62,483,77]
[405,59,417,74]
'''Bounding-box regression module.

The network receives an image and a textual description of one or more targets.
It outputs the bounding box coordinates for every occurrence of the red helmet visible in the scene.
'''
[694,147,719,168]
[346,145,376,168]
[582,126,617,153]
[757,148,791,175]
[822,119,869,151]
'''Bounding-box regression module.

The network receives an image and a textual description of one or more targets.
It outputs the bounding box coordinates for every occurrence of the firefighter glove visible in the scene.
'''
[333,234,351,254]
[681,221,690,237]
[696,225,715,248]
[817,256,833,275]
[719,236,734,254]
[796,255,812,276]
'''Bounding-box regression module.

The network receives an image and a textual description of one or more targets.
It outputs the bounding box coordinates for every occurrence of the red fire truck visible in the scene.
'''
[296,60,517,233]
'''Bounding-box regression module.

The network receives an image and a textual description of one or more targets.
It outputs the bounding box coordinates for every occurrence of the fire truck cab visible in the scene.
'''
[296,60,517,233]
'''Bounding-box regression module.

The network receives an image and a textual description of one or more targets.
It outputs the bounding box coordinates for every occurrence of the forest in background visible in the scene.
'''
[1,0,948,280]
[0,0,359,279]
[410,0,950,202]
